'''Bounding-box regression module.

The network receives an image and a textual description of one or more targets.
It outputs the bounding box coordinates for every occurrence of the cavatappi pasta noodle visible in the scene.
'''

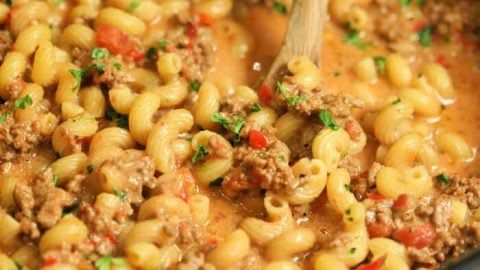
[0,0,479,269]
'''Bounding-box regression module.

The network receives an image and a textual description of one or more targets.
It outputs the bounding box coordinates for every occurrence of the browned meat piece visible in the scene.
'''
[222,126,298,195]
[160,15,216,82]
[0,112,46,162]
[37,188,75,228]
[276,77,363,118]
[436,175,480,209]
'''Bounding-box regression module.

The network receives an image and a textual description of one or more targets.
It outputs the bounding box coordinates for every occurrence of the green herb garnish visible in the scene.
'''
[251,102,262,112]
[418,25,433,47]
[192,144,208,164]
[14,95,33,109]
[277,81,307,106]
[211,113,232,130]
[95,255,128,270]
[400,0,410,6]
[126,0,141,12]
[113,190,127,202]
[232,117,245,135]
[0,112,8,124]
[349,247,357,254]
[273,1,287,14]
[190,81,201,91]
[436,173,450,185]
[87,165,94,174]
[319,110,340,130]
[106,108,129,129]
[344,23,371,50]
[91,47,109,60]
[373,56,387,75]
[392,97,401,105]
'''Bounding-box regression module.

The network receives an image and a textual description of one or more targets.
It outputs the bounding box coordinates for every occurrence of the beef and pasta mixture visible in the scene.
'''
[0,0,480,269]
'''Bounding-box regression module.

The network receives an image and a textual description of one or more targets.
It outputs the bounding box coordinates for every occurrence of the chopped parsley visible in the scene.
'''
[106,108,129,129]
[211,113,232,130]
[87,165,94,174]
[232,117,245,135]
[277,81,307,106]
[91,47,109,60]
[62,204,78,217]
[251,102,262,112]
[392,97,402,105]
[418,25,433,47]
[273,1,287,14]
[0,112,7,124]
[14,95,33,109]
[189,81,201,91]
[146,47,157,60]
[95,255,128,270]
[192,144,208,164]
[373,56,387,75]
[114,190,127,202]
[159,39,169,49]
[52,175,58,186]
[113,62,122,71]
[436,173,450,185]
[344,184,351,191]
[69,65,95,91]
[349,247,357,255]
[126,0,141,12]
[209,178,223,187]
[95,62,107,74]
[278,156,286,162]
[416,0,426,5]
[344,23,371,50]
[319,110,340,130]
[400,0,410,6]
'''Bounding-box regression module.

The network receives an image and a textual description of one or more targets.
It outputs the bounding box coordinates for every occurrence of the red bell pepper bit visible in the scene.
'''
[249,130,268,149]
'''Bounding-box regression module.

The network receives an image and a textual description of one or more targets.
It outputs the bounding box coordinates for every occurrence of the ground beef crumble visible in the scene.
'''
[160,15,216,82]
[222,125,299,195]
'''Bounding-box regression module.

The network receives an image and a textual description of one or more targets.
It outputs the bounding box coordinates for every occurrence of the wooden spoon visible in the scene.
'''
[262,0,329,87]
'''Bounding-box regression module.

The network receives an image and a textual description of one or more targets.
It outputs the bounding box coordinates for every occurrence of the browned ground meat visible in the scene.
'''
[14,168,76,240]
[0,111,46,162]
[161,15,216,82]
[364,191,480,268]
[276,76,363,118]
[436,175,480,209]
[222,126,299,195]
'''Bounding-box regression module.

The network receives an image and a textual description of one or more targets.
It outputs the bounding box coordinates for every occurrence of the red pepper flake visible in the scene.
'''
[366,191,387,201]
[249,130,268,149]
[41,257,58,267]
[198,13,214,26]
[258,84,273,104]
[356,255,386,270]
[105,231,117,245]
[435,54,450,68]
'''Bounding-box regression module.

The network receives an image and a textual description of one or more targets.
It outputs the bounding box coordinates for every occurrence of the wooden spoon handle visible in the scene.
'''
[263,0,329,86]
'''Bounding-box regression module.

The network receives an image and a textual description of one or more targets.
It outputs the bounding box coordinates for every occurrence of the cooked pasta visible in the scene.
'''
[0,1,477,269]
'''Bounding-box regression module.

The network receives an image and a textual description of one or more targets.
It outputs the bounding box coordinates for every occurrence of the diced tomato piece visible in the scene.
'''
[105,231,117,245]
[366,191,386,201]
[367,222,393,238]
[393,194,414,211]
[393,223,436,249]
[41,257,58,267]
[258,84,273,104]
[435,54,450,68]
[198,13,214,26]
[249,130,268,149]
[356,256,386,270]
[413,20,429,31]
[96,24,144,61]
